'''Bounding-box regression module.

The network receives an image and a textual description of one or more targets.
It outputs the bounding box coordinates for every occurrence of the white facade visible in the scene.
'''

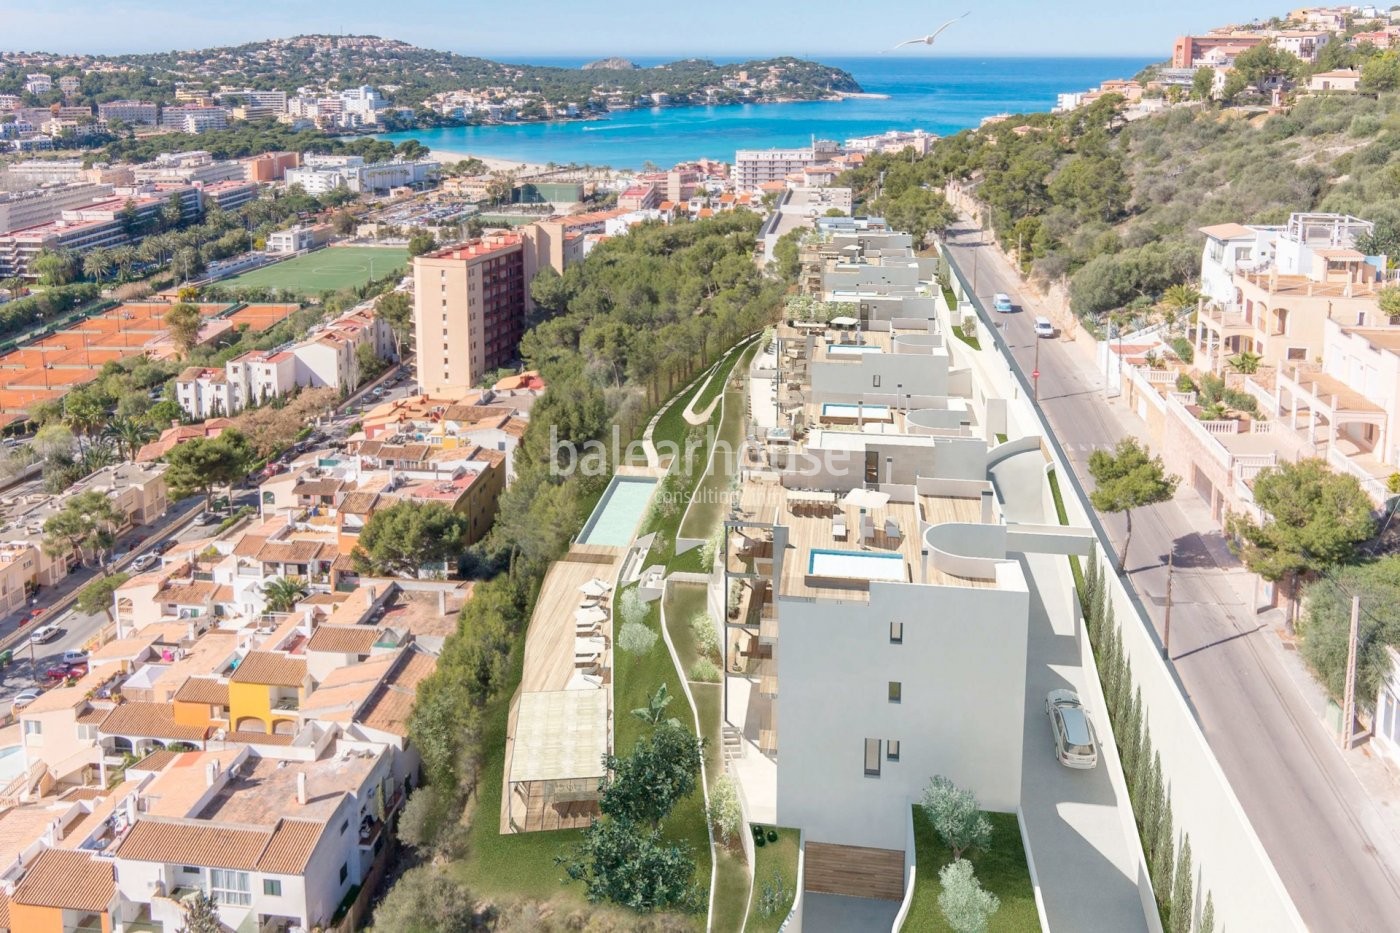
[776,578,1029,849]
[735,146,815,191]
[1375,648,1400,769]
[97,100,159,124]
[175,368,236,419]
[24,74,52,95]
[227,350,298,409]
[1197,223,1277,305]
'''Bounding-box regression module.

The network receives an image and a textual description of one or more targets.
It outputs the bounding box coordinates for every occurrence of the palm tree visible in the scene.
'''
[105,418,153,461]
[262,577,310,613]
[109,246,137,283]
[82,249,114,283]
[1159,283,1202,331]
[1228,351,1262,375]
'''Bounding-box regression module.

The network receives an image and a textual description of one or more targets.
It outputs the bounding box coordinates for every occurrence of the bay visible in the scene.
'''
[375,55,1155,169]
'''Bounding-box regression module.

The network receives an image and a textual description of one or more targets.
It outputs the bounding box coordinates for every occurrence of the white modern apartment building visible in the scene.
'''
[286,155,438,196]
[97,100,160,125]
[132,150,246,185]
[4,158,87,185]
[159,105,229,133]
[24,74,52,95]
[734,146,817,191]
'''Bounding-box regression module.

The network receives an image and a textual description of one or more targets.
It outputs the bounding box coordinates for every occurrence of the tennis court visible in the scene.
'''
[217,247,411,296]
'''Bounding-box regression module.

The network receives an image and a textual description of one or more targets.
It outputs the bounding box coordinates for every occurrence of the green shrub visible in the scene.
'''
[688,658,720,682]
[690,612,721,661]
[1174,372,1196,394]
[617,620,659,655]
[1169,336,1194,363]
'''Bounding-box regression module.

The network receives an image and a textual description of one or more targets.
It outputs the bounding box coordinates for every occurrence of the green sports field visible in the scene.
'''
[218,247,411,296]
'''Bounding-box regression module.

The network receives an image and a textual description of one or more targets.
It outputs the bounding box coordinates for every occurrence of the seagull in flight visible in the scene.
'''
[891,11,970,50]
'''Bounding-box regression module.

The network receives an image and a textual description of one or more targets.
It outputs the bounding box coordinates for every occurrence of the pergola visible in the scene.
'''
[507,689,608,833]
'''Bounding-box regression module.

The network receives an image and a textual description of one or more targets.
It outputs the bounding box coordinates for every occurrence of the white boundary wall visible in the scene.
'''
[941,244,1306,932]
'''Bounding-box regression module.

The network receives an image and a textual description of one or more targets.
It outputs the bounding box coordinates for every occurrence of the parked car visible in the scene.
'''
[1046,689,1098,769]
[372,387,387,398]
[61,649,87,665]
[29,624,60,645]
[130,553,158,573]
[64,662,88,679]
[993,293,1014,313]
[44,665,73,682]
[152,538,177,554]
[11,689,42,711]
[196,510,222,526]
[1034,316,1055,338]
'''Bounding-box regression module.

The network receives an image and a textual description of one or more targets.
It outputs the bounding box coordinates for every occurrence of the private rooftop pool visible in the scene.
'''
[808,548,906,581]
[578,476,658,547]
[827,344,884,357]
[821,402,892,421]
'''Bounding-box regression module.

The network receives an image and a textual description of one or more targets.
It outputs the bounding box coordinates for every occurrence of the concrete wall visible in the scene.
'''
[939,242,1306,932]
[775,578,1029,851]
[810,350,950,403]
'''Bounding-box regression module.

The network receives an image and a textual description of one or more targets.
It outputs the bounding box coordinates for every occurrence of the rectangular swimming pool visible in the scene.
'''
[827,344,884,356]
[821,403,892,419]
[577,476,658,547]
[808,548,906,581]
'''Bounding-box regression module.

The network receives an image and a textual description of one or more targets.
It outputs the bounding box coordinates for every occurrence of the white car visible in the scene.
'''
[62,649,88,665]
[10,689,42,711]
[1034,316,1055,338]
[1046,689,1098,769]
[29,623,60,645]
[131,553,158,573]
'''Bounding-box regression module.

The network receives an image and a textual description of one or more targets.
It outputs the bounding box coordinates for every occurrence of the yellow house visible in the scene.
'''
[228,652,308,736]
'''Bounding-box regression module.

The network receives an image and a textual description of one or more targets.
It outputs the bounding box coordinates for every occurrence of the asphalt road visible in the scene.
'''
[944,223,1400,931]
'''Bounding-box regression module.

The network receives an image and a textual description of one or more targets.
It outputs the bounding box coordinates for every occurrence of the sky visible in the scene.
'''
[6,1,1284,58]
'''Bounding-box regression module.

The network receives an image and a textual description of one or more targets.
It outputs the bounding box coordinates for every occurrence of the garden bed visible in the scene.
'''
[905,808,1038,932]
[745,826,800,933]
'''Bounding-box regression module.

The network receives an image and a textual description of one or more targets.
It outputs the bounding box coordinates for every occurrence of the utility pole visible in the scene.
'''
[1341,594,1360,751]
[1162,551,1175,659]
[1033,332,1041,402]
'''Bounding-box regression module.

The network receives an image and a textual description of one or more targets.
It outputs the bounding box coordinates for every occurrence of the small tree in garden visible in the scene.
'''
[938,859,1001,933]
[600,721,702,829]
[631,683,676,727]
[1201,891,1216,933]
[176,890,222,933]
[920,775,992,860]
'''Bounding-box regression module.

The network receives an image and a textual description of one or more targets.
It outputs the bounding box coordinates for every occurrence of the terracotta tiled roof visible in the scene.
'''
[233,534,270,557]
[255,540,331,564]
[173,677,229,706]
[131,749,182,772]
[337,491,380,514]
[116,818,272,870]
[230,651,306,687]
[293,478,347,498]
[360,649,437,737]
[11,848,113,912]
[99,702,209,742]
[154,581,218,605]
[306,625,380,655]
[257,819,326,874]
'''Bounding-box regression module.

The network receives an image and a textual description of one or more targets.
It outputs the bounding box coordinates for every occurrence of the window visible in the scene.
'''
[22,720,40,736]
[888,681,901,703]
[180,866,201,875]
[889,621,903,644]
[1287,347,1307,362]
[209,868,252,906]
[340,819,349,835]
[887,740,901,762]
[864,738,881,776]
[872,374,881,388]
[263,879,282,897]
[339,862,349,884]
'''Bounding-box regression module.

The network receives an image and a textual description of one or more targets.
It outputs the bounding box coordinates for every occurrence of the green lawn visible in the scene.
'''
[612,585,711,921]
[218,246,410,295]
[678,379,746,542]
[455,651,588,904]
[745,826,800,932]
[905,808,1039,932]
[713,848,752,933]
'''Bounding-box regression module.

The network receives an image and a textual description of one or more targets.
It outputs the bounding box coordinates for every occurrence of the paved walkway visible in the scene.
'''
[945,220,1400,932]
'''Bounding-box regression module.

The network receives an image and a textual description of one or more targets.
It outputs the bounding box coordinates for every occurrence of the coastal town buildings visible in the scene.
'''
[412,235,527,396]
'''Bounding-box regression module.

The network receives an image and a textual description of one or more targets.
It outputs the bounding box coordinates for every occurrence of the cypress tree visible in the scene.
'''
[1085,546,1102,640]
[1122,686,1144,784]
[1153,808,1175,911]
[1171,834,1194,933]
[1101,622,1121,713]
[1140,751,1163,858]
[1200,891,1215,933]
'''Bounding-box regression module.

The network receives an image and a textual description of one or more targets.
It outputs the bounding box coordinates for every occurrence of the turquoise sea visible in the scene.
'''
[376,56,1154,169]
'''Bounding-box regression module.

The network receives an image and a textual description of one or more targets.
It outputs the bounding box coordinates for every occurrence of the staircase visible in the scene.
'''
[722,725,744,761]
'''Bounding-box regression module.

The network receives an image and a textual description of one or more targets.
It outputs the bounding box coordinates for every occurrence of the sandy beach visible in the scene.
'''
[426,148,551,174]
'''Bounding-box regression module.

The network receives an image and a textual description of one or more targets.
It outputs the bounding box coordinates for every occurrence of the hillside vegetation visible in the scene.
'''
[842,89,1400,323]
